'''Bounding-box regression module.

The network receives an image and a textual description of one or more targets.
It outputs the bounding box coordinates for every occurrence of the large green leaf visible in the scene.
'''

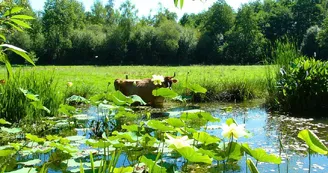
[181,111,218,122]
[1,127,22,134]
[58,104,76,117]
[298,129,328,155]
[18,159,41,166]
[242,143,281,164]
[4,6,24,16]
[175,146,212,164]
[165,118,185,127]
[10,19,31,28]
[86,139,112,148]
[0,149,15,156]
[26,133,46,143]
[180,0,184,8]
[0,34,6,41]
[11,15,35,20]
[193,132,220,146]
[110,91,134,106]
[0,44,35,66]
[152,88,178,98]
[247,159,260,173]
[183,83,207,94]
[140,156,167,173]
[129,95,146,105]
[146,120,174,132]
[112,131,138,142]
[225,142,243,161]
[0,118,11,125]
[113,167,134,173]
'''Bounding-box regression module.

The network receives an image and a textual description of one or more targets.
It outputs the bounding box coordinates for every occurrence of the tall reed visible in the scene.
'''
[0,69,63,122]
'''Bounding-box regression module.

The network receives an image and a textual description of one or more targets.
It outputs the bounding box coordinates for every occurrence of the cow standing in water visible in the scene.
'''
[114,74,178,107]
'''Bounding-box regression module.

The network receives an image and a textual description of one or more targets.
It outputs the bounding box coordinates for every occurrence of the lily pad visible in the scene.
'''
[18,159,41,166]
[1,127,22,133]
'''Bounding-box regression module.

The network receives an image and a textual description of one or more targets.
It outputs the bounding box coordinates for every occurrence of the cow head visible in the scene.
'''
[163,73,178,89]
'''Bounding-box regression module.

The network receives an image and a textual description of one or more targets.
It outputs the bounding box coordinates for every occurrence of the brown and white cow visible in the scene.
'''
[114,74,177,107]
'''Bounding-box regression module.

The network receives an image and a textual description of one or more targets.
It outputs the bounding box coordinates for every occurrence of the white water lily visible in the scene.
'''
[221,123,248,140]
[151,75,164,86]
[165,133,191,149]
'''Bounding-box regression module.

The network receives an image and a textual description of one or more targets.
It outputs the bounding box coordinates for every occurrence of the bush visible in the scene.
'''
[0,70,63,122]
[273,57,328,113]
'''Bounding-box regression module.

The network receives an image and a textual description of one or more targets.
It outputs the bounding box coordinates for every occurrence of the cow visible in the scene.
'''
[114,73,178,107]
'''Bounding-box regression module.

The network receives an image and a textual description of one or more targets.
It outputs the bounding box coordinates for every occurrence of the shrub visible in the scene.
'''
[273,57,328,113]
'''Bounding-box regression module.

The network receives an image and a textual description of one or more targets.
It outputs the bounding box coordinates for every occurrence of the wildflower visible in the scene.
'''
[166,133,191,149]
[221,123,248,140]
[151,75,164,86]
[67,82,73,87]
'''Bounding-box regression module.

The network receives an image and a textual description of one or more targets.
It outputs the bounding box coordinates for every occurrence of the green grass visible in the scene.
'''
[0,65,269,102]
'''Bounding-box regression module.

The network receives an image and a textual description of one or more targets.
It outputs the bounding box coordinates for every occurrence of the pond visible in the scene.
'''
[4,101,328,173]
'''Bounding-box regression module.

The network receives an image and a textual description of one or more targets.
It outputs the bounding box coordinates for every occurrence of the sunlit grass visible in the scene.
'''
[0,65,271,101]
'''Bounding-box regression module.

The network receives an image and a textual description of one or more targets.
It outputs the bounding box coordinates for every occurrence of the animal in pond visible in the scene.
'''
[114,73,178,107]
[0,79,5,85]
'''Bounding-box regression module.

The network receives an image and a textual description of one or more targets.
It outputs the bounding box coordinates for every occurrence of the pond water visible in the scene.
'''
[70,102,328,173]
[9,101,328,173]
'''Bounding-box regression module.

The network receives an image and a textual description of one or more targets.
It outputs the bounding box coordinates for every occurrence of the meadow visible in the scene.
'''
[0,65,269,102]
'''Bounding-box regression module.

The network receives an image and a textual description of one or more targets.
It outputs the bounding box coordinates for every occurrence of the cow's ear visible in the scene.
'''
[172,79,178,83]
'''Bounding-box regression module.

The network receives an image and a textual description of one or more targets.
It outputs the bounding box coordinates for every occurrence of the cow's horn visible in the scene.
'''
[173,72,176,78]
[125,74,128,79]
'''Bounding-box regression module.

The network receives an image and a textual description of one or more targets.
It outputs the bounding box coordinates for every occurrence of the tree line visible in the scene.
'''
[6,0,328,65]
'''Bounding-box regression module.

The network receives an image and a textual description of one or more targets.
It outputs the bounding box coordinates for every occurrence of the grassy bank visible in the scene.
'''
[0,65,270,102]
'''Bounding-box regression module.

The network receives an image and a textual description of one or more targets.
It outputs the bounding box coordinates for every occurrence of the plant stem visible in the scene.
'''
[308,148,311,173]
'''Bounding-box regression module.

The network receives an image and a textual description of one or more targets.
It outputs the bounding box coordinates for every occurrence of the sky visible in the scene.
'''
[29,0,251,19]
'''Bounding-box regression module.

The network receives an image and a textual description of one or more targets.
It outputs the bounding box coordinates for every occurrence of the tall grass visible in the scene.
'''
[0,69,63,122]
[265,40,301,110]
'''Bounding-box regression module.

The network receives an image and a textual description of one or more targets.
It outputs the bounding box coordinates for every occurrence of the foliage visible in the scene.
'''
[0,70,63,122]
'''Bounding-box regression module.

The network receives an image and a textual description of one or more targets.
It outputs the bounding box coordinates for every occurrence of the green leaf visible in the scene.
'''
[140,156,167,173]
[90,153,95,173]
[18,159,41,166]
[10,19,31,28]
[11,15,35,20]
[129,95,146,105]
[0,149,15,156]
[247,159,260,173]
[174,0,178,7]
[122,124,139,132]
[5,168,37,173]
[26,133,46,143]
[4,6,24,16]
[180,0,184,9]
[181,111,218,122]
[110,91,134,106]
[242,143,281,164]
[0,44,35,65]
[183,83,207,94]
[225,142,243,161]
[198,148,225,161]
[193,132,220,146]
[175,146,212,164]
[1,127,22,134]
[165,118,185,127]
[0,34,6,42]
[86,139,112,148]
[4,21,24,32]
[113,167,134,173]
[146,120,174,132]
[58,104,76,117]
[298,129,328,155]
[0,118,11,125]
[112,131,138,142]
[226,118,237,126]
[152,88,178,98]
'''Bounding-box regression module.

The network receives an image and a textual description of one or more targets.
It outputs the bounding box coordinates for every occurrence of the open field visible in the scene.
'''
[0,65,271,101]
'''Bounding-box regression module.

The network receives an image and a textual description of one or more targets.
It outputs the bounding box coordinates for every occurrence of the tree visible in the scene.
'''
[301,25,320,58]
[89,0,107,25]
[42,0,86,64]
[292,0,324,45]
[224,5,268,64]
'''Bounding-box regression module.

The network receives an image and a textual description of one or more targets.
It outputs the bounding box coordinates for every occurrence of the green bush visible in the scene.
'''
[0,70,63,122]
[274,57,328,112]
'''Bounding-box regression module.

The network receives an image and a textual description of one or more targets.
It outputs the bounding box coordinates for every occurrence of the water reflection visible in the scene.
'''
[199,104,328,173]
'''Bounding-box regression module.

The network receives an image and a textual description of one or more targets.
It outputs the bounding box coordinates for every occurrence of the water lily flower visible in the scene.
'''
[165,133,191,149]
[221,123,248,140]
[151,75,164,86]
[67,82,73,87]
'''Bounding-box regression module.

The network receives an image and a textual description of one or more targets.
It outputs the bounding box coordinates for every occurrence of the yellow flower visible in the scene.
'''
[221,123,248,140]
[165,133,191,149]
[151,75,164,86]
[67,82,73,87]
